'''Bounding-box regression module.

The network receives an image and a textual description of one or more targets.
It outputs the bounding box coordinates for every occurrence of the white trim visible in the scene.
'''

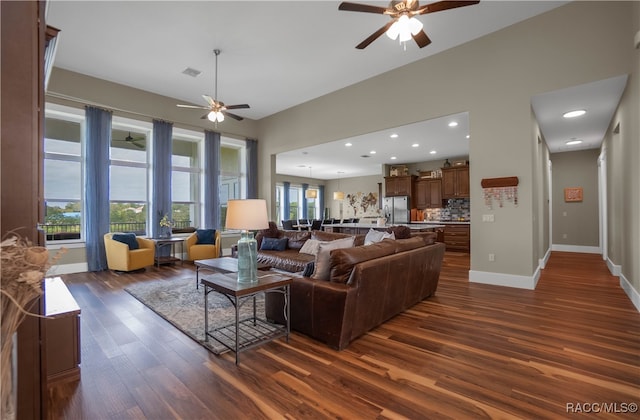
[551,244,601,254]
[619,272,640,313]
[47,262,88,276]
[469,270,538,290]
[538,247,551,269]
[606,257,621,276]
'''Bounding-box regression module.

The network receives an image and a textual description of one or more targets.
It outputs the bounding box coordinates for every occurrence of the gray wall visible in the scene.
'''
[551,150,600,247]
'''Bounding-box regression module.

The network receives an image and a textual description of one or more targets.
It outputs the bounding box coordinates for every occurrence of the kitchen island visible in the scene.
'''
[323,222,444,235]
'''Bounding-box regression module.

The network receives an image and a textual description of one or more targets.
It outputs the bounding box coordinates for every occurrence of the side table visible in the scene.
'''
[152,237,185,267]
[194,257,271,289]
[201,271,291,365]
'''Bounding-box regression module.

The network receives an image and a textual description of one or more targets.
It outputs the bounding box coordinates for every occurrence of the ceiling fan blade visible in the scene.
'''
[416,0,479,15]
[225,104,250,110]
[177,104,209,109]
[222,111,244,121]
[338,2,388,14]
[202,95,216,106]
[356,20,395,49]
[413,30,432,48]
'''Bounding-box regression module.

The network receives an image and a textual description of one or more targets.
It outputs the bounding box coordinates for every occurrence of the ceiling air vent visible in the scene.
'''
[360,154,370,158]
[182,67,202,77]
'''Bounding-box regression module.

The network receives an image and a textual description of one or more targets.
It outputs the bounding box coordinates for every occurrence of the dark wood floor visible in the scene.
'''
[48,252,640,419]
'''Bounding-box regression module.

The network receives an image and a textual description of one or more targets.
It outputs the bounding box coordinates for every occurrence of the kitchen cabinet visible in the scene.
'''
[443,224,470,252]
[442,166,469,199]
[415,179,442,209]
[384,175,415,198]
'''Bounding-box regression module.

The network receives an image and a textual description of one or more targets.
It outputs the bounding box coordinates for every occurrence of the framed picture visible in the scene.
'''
[564,187,583,202]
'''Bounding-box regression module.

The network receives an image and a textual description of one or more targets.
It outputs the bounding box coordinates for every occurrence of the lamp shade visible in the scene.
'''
[333,191,345,200]
[305,189,318,199]
[225,199,269,230]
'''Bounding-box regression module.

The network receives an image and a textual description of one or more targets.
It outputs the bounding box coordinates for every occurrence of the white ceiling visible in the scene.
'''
[46,1,626,180]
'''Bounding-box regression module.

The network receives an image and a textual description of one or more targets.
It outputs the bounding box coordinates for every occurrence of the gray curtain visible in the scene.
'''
[318,185,325,220]
[84,106,112,271]
[204,130,221,229]
[283,181,290,221]
[150,120,173,238]
[301,183,309,219]
[246,138,258,199]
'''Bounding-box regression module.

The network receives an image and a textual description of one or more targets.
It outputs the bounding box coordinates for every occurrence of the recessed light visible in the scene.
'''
[370,150,376,154]
[390,156,397,160]
[412,143,419,148]
[466,135,470,139]
[566,139,583,146]
[390,134,398,138]
[430,150,437,154]
[345,142,352,147]
[448,121,458,127]
[563,109,586,118]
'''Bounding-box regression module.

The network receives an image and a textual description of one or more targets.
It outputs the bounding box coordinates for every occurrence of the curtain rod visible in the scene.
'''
[45,91,244,138]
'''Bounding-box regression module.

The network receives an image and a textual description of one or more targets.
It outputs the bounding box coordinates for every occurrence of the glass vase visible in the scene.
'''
[237,231,257,283]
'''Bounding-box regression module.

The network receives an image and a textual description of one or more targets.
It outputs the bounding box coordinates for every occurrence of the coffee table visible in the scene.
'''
[194,257,271,289]
[201,271,292,365]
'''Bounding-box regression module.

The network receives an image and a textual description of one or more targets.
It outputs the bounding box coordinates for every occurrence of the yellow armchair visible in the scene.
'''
[104,233,155,272]
[186,230,221,261]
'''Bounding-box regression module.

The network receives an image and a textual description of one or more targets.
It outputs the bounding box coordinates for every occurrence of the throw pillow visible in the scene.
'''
[302,261,315,277]
[111,233,139,250]
[312,236,355,281]
[364,229,395,245]
[260,237,288,251]
[196,229,216,244]
[299,239,325,256]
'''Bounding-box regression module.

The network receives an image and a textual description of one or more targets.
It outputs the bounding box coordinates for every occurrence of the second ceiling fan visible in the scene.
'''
[339,0,480,49]
[177,49,249,123]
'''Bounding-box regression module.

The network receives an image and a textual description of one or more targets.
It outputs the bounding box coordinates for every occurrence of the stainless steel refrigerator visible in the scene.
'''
[383,196,409,224]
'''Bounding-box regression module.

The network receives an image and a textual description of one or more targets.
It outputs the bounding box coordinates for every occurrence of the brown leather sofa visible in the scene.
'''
[256,229,365,273]
[265,236,446,350]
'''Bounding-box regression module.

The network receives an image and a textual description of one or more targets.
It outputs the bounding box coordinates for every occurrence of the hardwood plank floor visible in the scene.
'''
[48,252,640,419]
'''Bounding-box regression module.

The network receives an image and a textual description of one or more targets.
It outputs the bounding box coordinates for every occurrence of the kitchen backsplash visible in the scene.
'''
[424,198,470,221]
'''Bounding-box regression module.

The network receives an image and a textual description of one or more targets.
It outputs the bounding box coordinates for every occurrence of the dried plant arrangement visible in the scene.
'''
[1,231,64,419]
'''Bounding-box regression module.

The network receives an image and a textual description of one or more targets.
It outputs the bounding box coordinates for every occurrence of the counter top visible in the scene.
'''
[413,221,470,225]
[327,223,445,230]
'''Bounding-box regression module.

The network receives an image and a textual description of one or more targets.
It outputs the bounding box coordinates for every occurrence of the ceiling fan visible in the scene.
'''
[177,49,250,124]
[339,0,480,49]
[113,132,145,149]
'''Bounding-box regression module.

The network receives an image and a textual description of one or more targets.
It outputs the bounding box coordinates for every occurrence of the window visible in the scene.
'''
[172,136,200,230]
[220,140,246,229]
[288,187,300,220]
[44,115,83,241]
[275,185,282,223]
[109,127,148,235]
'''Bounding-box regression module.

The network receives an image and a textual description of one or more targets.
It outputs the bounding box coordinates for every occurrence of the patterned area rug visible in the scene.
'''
[125,276,267,354]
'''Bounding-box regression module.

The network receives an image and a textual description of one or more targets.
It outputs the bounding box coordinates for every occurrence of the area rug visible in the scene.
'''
[125,276,269,355]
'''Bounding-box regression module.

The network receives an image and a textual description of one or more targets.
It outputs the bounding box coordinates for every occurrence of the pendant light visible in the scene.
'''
[333,171,345,200]
[305,166,317,199]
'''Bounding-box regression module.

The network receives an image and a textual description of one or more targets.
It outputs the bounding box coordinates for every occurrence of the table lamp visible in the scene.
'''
[225,199,269,283]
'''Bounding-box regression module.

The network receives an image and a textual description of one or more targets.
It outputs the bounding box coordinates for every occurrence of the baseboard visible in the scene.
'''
[606,257,621,276]
[469,270,537,290]
[551,244,601,254]
[619,272,640,313]
[538,247,551,269]
[47,262,88,276]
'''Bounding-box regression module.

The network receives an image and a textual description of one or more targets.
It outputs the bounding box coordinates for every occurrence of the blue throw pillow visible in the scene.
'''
[260,237,288,251]
[196,229,216,244]
[112,233,139,250]
[302,261,315,277]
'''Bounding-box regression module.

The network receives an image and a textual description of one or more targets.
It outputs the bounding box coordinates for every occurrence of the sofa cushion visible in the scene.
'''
[282,231,311,250]
[364,228,395,245]
[329,240,397,284]
[196,229,216,244]
[302,261,315,277]
[112,233,139,250]
[386,225,412,239]
[299,238,325,256]
[312,236,355,281]
[393,236,426,253]
[260,237,288,251]
[411,231,437,245]
[258,249,313,273]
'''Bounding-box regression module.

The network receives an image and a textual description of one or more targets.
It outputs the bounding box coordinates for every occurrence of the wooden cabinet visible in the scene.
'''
[384,175,416,198]
[442,166,469,199]
[443,224,470,252]
[415,179,442,209]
